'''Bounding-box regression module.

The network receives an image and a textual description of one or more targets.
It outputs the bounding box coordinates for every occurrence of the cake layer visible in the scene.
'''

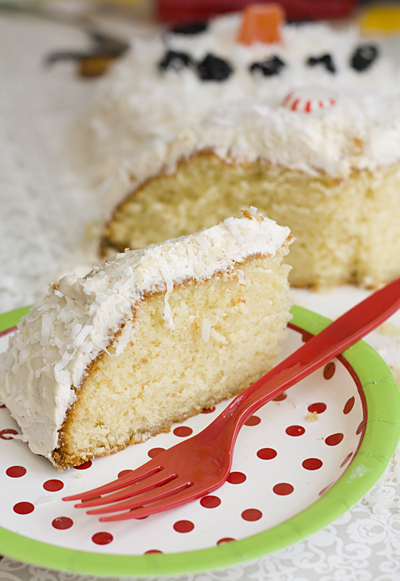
[103,153,400,288]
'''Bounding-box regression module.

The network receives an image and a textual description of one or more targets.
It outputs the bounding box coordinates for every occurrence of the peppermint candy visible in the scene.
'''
[283,87,337,113]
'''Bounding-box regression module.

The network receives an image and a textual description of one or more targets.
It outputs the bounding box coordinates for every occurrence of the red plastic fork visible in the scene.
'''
[63,277,400,522]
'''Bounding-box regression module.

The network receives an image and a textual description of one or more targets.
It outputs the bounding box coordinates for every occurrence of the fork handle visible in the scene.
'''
[199,277,400,446]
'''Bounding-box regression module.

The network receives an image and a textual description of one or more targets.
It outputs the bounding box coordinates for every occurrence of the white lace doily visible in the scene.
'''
[0,4,399,580]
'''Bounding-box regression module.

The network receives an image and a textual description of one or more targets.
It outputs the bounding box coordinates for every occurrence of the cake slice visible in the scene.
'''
[0,209,292,469]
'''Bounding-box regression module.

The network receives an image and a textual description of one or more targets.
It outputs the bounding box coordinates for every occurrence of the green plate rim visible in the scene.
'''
[0,304,399,577]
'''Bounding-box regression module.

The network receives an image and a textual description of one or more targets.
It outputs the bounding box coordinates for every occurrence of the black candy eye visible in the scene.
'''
[350,44,378,72]
[197,53,233,81]
[307,53,336,73]
[170,22,208,35]
[250,55,285,77]
[158,50,193,72]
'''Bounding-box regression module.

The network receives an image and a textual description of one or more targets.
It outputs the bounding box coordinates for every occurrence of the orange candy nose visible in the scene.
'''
[237,3,285,45]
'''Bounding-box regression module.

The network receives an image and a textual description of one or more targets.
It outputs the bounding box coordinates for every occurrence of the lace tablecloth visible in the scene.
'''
[0,5,400,580]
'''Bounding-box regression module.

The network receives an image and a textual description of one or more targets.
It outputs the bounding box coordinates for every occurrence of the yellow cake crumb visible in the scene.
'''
[306,411,319,422]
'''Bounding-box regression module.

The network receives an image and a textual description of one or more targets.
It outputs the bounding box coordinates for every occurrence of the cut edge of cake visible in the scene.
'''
[100,150,400,289]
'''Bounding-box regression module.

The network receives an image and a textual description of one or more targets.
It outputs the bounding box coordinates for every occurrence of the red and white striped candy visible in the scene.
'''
[283,87,337,113]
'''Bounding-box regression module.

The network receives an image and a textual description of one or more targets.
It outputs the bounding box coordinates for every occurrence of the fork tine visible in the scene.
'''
[86,477,193,516]
[97,483,205,522]
[63,457,162,502]
[76,471,177,509]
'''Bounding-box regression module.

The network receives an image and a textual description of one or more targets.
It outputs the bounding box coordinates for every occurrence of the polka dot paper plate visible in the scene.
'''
[0,305,399,577]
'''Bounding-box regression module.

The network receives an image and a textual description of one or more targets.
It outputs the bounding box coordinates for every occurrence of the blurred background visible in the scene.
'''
[1,0,400,79]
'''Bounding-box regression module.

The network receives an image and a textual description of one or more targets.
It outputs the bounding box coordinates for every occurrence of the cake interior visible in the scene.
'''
[52,249,291,469]
[102,153,400,288]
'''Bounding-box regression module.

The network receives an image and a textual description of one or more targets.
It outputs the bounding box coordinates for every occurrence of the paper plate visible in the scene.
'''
[0,305,399,577]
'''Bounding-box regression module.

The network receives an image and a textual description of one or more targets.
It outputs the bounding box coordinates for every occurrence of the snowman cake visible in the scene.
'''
[81,6,400,288]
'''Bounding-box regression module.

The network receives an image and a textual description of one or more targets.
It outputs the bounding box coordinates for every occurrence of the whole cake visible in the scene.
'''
[0,210,292,469]
[80,10,400,289]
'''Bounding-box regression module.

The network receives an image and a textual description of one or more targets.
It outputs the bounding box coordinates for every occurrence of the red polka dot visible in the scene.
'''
[273,393,287,402]
[343,396,355,415]
[173,520,194,533]
[6,466,26,478]
[257,448,277,460]
[308,402,327,414]
[148,448,165,458]
[325,433,344,446]
[43,479,64,492]
[286,425,305,437]
[273,483,294,496]
[118,469,134,479]
[52,516,73,530]
[173,426,193,437]
[13,502,34,515]
[74,460,92,470]
[92,532,113,545]
[323,362,336,379]
[217,537,236,545]
[244,415,261,426]
[0,429,18,440]
[0,403,6,408]
[227,471,247,484]
[302,458,323,471]
[144,549,163,554]
[356,420,367,435]
[340,452,353,468]
[241,509,262,521]
[201,407,215,414]
[200,495,221,508]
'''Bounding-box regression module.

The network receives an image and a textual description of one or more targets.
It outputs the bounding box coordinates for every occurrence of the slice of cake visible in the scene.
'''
[0,210,292,470]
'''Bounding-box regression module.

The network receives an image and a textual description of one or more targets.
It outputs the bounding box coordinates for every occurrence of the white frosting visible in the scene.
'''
[79,13,400,207]
[0,212,290,462]
[103,94,400,214]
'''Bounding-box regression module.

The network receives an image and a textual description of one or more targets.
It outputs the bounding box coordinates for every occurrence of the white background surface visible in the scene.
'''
[0,3,400,579]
